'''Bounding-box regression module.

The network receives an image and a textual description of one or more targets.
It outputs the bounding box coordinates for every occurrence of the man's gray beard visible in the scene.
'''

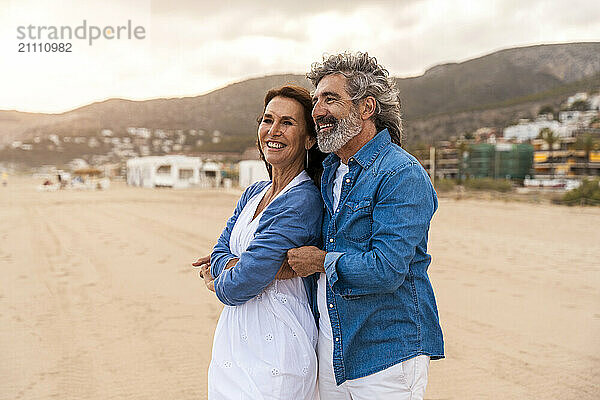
[317,108,362,153]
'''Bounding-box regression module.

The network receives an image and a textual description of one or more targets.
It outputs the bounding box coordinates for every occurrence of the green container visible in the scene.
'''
[465,143,533,180]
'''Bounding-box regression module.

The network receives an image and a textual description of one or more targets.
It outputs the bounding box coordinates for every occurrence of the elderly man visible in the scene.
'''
[287,52,444,399]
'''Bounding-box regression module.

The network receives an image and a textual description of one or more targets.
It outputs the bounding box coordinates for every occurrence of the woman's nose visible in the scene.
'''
[269,121,284,136]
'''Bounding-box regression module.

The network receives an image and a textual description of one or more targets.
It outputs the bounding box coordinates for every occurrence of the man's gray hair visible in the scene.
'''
[307,52,403,145]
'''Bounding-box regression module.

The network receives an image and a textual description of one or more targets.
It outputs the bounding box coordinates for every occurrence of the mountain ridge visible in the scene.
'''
[1,42,599,155]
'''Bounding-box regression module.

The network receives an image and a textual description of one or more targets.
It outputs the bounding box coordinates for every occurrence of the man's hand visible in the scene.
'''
[287,246,326,277]
[275,259,297,280]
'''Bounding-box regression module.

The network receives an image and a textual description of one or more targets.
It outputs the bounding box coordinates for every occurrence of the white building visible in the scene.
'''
[503,119,573,141]
[127,156,223,188]
[127,156,202,188]
[48,134,60,145]
[68,158,89,171]
[200,161,223,188]
[238,160,269,189]
[589,94,600,111]
[566,92,588,107]
[559,110,599,126]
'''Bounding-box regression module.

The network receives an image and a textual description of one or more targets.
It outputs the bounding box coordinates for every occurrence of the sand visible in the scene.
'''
[1,177,599,399]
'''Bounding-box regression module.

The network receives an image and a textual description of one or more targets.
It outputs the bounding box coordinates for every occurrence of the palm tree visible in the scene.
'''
[576,134,598,176]
[539,128,560,179]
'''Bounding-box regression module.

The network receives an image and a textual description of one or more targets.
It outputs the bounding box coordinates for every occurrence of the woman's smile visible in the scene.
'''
[265,140,287,150]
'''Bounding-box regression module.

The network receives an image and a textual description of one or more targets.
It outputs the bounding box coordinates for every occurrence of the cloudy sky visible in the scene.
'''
[1,0,599,113]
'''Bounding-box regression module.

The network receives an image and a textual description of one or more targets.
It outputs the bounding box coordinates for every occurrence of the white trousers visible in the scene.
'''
[318,331,430,400]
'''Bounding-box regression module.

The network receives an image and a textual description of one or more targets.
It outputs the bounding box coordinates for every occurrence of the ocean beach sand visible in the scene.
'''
[1,177,599,399]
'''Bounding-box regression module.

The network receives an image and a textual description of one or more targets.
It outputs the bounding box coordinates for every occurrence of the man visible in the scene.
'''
[287,52,444,399]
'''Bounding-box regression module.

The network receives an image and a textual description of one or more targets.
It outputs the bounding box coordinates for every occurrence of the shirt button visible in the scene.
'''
[329,304,334,308]
[329,238,334,243]
[335,337,339,342]
[349,158,353,162]
[345,178,350,183]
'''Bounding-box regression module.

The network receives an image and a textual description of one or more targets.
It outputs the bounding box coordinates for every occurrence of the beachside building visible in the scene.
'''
[238,160,269,188]
[127,156,202,188]
[199,161,223,188]
[420,139,533,181]
[532,135,600,178]
[419,141,461,180]
[465,143,534,180]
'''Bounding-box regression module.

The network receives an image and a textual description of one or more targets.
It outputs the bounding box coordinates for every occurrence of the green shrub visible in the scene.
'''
[561,179,600,206]
[463,178,513,192]
[433,178,456,193]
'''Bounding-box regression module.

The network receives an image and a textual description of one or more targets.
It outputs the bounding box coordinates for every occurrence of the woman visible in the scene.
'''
[196,85,325,399]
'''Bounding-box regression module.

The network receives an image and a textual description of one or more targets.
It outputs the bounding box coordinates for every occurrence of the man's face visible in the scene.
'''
[311,74,363,153]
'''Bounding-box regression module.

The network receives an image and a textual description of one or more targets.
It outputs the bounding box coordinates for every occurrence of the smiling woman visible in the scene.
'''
[256,85,327,186]
[196,85,327,400]
[258,97,309,176]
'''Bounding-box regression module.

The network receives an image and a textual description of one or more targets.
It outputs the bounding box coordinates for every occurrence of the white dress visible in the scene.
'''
[208,172,319,400]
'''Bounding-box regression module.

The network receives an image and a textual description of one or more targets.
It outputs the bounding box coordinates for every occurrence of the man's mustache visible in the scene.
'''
[315,115,338,129]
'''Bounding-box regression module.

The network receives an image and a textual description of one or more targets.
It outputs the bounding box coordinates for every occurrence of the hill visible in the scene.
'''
[1,42,599,167]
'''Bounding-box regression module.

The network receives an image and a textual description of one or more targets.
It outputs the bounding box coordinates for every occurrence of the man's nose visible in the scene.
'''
[312,100,325,121]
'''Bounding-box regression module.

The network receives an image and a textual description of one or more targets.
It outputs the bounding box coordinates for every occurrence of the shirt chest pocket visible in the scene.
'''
[340,199,373,242]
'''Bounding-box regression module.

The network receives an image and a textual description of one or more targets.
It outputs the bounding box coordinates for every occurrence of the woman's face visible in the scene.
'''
[258,96,314,171]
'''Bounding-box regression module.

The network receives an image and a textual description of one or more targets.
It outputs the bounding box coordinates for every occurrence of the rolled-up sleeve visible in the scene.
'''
[210,187,253,277]
[326,163,437,297]
[213,208,315,306]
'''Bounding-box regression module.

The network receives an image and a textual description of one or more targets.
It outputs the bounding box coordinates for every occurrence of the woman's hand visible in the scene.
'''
[201,264,215,292]
[192,255,210,268]
[192,255,215,292]
[224,258,239,270]
[193,254,296,290]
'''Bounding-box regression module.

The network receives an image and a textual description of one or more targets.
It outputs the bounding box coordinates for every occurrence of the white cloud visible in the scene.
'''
[1,0,599,113]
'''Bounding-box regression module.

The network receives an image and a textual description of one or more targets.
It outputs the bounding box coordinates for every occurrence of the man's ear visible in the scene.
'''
[360,97,376,120]
[305,136,316,150]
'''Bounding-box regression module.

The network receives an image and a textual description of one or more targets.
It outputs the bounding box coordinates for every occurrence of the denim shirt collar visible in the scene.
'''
[322,128,391,170]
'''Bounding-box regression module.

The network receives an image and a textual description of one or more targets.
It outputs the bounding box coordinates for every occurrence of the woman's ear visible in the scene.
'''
[305,136,316,150]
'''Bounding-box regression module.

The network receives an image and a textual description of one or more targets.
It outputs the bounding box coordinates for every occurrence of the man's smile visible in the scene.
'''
[316,116,337,133]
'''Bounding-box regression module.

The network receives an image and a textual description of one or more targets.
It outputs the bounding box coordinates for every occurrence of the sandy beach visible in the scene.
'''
[1,177,599,399]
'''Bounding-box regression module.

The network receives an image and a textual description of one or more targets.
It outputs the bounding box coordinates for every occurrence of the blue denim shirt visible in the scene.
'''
[210,179,322,321]
[321,129,444,384]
